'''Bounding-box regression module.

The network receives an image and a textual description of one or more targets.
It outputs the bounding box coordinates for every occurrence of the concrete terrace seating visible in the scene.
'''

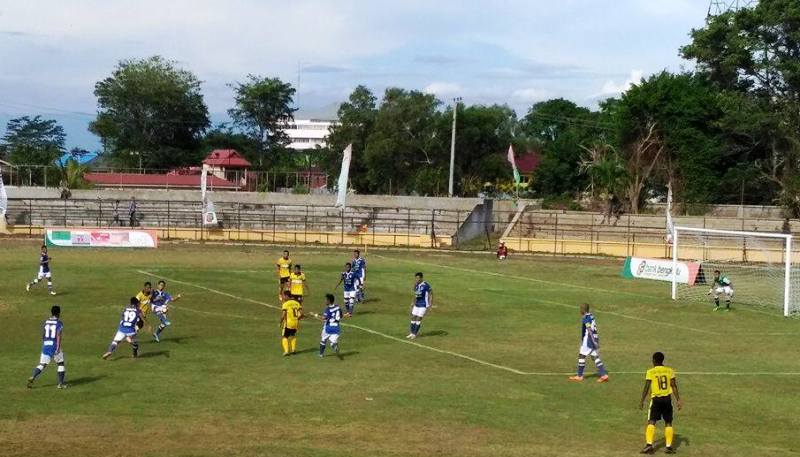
[6,198,464,236]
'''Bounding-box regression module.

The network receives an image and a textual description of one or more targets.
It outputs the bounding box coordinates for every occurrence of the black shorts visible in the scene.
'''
[292,294,303,303]
[280,277,290,285]
[648,396,674,423]
[282,327,297,337]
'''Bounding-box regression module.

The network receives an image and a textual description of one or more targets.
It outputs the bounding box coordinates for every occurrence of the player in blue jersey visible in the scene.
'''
[407,272,432,340]
[335,262,359,314]
[569,303,609,383]
[317,293,349,358]
[102,297,143,360]
[151,280,182,342]
[352,249,366,302]
[26,245,56,295]
[27,305,67,389]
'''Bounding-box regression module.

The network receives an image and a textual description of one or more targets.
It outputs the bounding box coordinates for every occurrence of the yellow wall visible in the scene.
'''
[6,225,452,248]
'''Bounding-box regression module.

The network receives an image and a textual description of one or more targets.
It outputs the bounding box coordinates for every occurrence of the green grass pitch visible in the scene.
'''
[0,240,797,457]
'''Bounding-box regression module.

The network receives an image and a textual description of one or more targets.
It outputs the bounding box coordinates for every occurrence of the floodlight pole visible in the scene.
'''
[448,97,461,197]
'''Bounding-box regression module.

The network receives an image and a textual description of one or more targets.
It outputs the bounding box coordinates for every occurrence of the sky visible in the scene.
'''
[0,0,711,150]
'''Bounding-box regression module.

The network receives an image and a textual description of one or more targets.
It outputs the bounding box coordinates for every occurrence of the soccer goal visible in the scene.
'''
[671,226,798,316]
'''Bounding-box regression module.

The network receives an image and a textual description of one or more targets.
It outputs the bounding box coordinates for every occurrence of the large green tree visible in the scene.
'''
[0,116,65,185]
[520,99,603,197]
[453,104,518,193]
[609,72,729,209]
[228,75,296,168]
[362,88,448,194]
[90,56,210,169]
[321,85,378,192]
[681,0,800,213]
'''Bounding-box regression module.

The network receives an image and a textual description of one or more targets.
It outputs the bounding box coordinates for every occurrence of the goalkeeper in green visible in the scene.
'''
[709,270,733,311]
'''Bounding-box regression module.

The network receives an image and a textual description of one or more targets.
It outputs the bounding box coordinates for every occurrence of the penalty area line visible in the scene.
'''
[135,270,800,377]
[136,270,531,375]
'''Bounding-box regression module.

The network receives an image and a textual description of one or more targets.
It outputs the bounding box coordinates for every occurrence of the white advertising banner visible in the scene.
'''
[45,228,158,248]
[621,256,700,285]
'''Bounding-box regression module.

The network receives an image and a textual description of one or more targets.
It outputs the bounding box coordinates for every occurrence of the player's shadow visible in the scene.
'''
[362,298,380,304]
[66,375,106,386]
[335,351,359,360]
[352,310,376,315]
[138,350,170,359]
[294,347,320,355]
[418,330,448,338]
[653,435,687,452]
[157,336,196,344]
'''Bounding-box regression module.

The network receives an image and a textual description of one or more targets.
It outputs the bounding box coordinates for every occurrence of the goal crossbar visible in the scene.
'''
[671,226,793,316]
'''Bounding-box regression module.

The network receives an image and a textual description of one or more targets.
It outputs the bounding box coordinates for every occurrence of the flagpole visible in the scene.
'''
[448,97,461,197]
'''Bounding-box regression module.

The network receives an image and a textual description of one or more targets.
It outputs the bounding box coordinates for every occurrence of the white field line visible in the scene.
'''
[372,254,660,300]
[135,270,800,377]
[375,255,719,335]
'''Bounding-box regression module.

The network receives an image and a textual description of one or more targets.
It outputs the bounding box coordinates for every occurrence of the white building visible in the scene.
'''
[284,119,334,150]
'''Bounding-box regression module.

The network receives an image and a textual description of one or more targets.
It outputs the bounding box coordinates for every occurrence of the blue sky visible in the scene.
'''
[0,0,710,150]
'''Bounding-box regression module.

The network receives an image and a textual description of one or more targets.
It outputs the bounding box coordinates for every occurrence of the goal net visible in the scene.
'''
[671,226,799,316]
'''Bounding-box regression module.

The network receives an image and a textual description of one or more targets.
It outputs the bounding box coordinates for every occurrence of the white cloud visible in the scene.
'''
[511,87,550,103]
[597,69,644,97]
[423,82,462,97]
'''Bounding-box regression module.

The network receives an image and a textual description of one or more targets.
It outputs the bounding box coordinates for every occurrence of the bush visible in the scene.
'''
[542,194,583,211]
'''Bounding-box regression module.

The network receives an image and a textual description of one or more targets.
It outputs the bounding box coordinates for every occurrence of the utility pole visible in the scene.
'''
[448,97,462,197]
[707,0,756,17]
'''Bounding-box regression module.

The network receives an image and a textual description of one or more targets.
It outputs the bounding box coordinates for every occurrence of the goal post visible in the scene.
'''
[671,226,795,317]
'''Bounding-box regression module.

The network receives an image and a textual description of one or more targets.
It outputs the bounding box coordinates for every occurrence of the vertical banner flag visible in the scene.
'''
[0,165,7,217]
[335,144,353,209]
[507,144,521,186]
[665,182,674,244]
[201,164,218,226]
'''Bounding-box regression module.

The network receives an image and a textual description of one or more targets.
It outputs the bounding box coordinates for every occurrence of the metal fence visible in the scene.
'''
[0,165,329,192]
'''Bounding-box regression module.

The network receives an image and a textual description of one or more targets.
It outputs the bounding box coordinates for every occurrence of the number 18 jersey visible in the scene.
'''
[646,365,675,398]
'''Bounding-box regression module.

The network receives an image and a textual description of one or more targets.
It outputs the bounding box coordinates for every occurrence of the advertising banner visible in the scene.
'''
[621,256,700,285]
[45,228,158,248]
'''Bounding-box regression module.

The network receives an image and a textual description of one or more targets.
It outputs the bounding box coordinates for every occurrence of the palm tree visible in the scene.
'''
[580,144,629,221]
[58,158,92,190]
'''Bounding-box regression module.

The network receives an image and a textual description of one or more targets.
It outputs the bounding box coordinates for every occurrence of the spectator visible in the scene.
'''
[128,197,138,227]
[497,241,508,260]
[110,200,122,227]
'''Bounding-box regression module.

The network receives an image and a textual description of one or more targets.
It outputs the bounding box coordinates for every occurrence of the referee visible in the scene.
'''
[639,352,683,454]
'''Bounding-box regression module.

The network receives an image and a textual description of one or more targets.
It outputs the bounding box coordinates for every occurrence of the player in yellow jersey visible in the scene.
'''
[289,264,308,303]
[639,352,683,454]
[134,281,153,332]
[275,250,292,300]
[279,291,304,356]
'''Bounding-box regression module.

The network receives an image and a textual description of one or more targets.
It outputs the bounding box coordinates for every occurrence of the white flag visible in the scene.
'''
[0,165,7,217]
[665,182,674,244]
[335,144,352,209]
[201,164,218,226]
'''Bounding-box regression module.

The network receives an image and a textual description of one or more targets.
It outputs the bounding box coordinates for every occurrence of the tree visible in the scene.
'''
[608,72,728,208]
[362,88,447,194]
[579,143,629,220]
[681,0,800,213]
[200,123,259,159]
[453,104,518,191]
[0,116,65,185]
[520,99,605,197]
[228,75,296,168]
[1,116,65,165]
[322,85,378,192]
[90,56,210,169]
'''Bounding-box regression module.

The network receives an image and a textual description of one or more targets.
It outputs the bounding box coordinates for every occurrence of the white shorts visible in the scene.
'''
[344,290,356,301]
[37,267,52,279]
[498,255,507,260]
[411,305,428,318]
[320,329,340,344]
[39,351,64,365]
[152,305,168,314]
[579,343,598,357]
[714,286,734,297]
[113,330,136,343]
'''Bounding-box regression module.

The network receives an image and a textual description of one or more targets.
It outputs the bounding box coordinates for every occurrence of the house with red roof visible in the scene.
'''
[515,151,542,184]
[84,149,251,190]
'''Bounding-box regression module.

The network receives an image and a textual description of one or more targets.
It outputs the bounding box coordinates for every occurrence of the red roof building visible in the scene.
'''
[85,172,239,190]
[202,149,251,168]
[515,152,541,175]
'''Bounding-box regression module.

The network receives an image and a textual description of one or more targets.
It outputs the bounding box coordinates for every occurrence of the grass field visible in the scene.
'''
[1,240,798,457]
